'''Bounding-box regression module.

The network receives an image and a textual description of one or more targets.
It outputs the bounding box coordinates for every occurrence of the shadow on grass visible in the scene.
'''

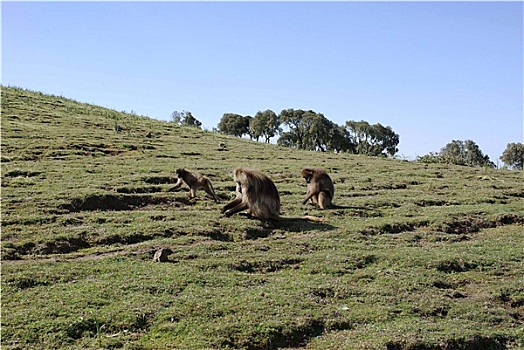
[217,213,335,240]
[246,219,335,240]
[327,204,383,218]
[386,335,509,350]
[59,193,173,212]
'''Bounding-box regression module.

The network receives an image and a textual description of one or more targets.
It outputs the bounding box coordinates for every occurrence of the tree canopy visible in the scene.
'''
[278,109,312,150]
[216,108,400,157]
[278,111,392,154]
[500,142,524,170]
[211,107,519,168]
[440,140,493,167]
[217,113,251,138]
[418,140,494,168]
[250,110,281,143]
[279,109,337,151]
[344,120,399,157]
[171,110,202,129]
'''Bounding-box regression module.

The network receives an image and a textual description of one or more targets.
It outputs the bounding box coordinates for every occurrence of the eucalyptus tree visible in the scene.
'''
[250,110,281,143]
[344,120,399,157]
[500,142,524,170]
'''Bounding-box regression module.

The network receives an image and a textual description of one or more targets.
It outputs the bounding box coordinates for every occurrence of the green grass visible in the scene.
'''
[1,86,523,349]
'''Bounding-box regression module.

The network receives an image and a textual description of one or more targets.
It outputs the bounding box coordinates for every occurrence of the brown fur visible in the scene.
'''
[301,168,335,210]
[222,168,326,222]
[153,248,170,262]
[172,168,219,202]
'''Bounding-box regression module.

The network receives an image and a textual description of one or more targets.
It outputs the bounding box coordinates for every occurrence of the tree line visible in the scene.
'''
[171,109,524,170]
[215,109,400,157]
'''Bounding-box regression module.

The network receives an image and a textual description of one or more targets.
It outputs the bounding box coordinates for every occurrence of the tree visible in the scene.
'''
[307,112,334,152]
[243,115,254,140]
[500,142,524,170]
[416,152,441,164]
[344,120,399,157]
[171,110,202,129]
[217,113,250,137]
[183,112,202,129]
[279,109,352,152]
[250,110,280,143]
[439,140,493,167]
[279,109,310,149]
[326,124,355,153]
[276,132,298,148]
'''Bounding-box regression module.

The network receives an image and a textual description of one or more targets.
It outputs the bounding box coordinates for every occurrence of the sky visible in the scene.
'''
[2,1,523,163]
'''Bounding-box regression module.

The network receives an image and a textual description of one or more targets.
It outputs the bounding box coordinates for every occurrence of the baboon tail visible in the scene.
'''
[302,215,327,223]
[278,215,327,223]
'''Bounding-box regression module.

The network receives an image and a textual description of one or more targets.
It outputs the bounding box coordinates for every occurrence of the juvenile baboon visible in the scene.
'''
[172,168,219,202]
[222,168,326,222]
[153,248,170,262]
[301,168,335,210]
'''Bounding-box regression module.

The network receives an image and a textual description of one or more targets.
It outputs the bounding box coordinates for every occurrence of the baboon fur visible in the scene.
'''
[172,168,219,202]
[301,168,335,210]
[153,248,170,262]
[222,167,325,222]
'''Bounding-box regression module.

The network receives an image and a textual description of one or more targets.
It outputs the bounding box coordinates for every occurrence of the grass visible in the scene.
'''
[1,86,523,349]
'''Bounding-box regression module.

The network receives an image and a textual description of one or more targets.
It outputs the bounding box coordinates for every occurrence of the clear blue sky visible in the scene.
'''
[2,1,523,163]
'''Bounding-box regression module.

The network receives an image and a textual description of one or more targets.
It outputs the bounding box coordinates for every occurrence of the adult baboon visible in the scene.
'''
[172,168,219,202]
[222,167,326,222]
[301,168,335,210]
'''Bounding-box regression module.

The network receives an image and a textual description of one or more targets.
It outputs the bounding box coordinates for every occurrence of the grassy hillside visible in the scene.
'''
[1,86,523,349]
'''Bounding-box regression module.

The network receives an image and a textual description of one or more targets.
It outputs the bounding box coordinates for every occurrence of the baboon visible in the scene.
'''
[153,248,170,262]
[301,168,335,210]
[172,168,220,202]
[222,168,326,222]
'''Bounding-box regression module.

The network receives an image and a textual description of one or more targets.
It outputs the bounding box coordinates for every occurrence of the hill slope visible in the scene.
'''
[2,86,523,349]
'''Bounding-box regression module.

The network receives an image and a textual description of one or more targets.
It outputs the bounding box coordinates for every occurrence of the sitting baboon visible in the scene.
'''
[172,168,219,202]
[153,248,171,262]
[222,167,326,222]
[301,168,335,209]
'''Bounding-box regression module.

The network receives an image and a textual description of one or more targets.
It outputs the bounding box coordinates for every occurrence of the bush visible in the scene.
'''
[418,140,494,168]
